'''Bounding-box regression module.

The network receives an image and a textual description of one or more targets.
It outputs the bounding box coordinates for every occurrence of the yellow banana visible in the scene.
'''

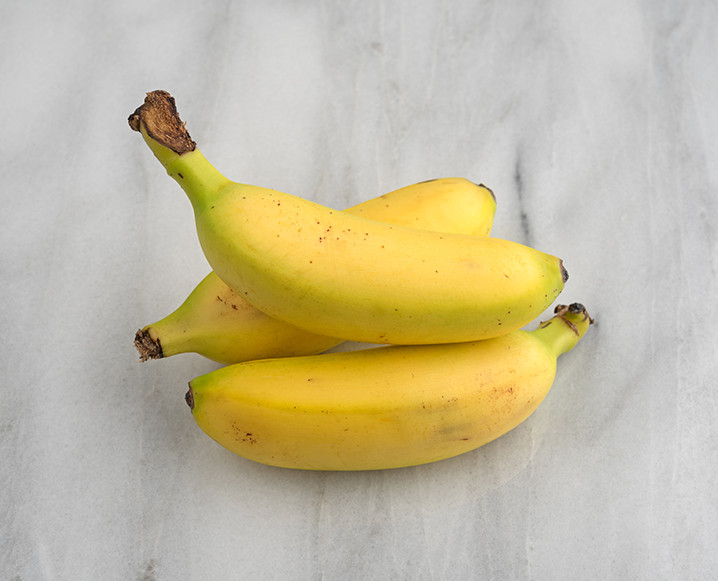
[186,303,593,471]
[134,178,497,364]
[129,90,567,344]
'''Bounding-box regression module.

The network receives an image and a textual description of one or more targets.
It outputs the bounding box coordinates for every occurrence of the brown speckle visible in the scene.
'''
[241,432,257,444]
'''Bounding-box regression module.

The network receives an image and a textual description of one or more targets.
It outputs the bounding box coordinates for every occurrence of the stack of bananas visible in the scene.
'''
[130,90,593,471]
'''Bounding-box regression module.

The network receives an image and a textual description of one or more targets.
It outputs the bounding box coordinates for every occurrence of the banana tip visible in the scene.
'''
[185,385,195,410]
[560,260,569,284]
[134,329,163,362]
[478,183,496,202]
[567,302,595,324]
[552,302,595,334]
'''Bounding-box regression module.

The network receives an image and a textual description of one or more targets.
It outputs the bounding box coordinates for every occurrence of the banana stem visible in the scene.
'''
[128,90,230,210]
[531,303,594,357]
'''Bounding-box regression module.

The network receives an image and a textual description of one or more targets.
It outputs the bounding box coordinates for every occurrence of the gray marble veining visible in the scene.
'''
[2,0,717,579]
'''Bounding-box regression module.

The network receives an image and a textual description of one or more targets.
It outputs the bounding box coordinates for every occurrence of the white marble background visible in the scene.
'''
[2,0,717,579]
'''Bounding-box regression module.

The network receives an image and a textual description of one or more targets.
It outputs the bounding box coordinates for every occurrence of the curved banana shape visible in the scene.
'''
[186,303,593,471]
[135,178,497,363]
[130,90,567,344]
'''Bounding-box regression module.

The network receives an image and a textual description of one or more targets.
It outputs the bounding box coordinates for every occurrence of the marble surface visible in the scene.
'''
[2,0,718,579]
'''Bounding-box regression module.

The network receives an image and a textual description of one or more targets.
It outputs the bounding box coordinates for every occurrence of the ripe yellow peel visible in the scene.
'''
[129,91,567,345]
[347,177,496,236]
[195,186,564,343]
[135,178,497,364]
[186,304,593,471]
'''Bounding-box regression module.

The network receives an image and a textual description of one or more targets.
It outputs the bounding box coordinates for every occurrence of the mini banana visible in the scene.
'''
[134,178,497,364]
[129,90,567,344]
[186,303,593,471]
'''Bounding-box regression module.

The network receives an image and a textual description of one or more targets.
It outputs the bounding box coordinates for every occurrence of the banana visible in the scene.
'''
[185,303,593,471]
[134,178,497,364]
[129,90,567,344]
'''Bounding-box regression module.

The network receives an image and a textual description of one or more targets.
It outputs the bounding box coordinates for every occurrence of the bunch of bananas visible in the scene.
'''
[130,90,593,471]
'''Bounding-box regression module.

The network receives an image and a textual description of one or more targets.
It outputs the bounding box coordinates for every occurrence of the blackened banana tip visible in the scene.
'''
[134,328,163,362]
[478,183,496,202]
[128,107,142,131]
[185,385,195,410]
[560,260,569,283]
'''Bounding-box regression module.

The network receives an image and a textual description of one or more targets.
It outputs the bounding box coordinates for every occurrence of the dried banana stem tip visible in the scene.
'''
[128,90,196,154]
